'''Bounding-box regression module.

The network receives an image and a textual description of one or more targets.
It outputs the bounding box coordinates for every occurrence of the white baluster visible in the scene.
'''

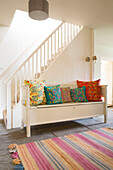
[64,23,66,47]
[44,43,45,71]
[54,32,56,58]
[77,25,79,34]
[61,25,63,50]
[20,68,22,87]
[75,25,77,36]
[51,36,53,61]
[68,23,69,43]
[20,86,23,129]
[19,68,22,106]
[81,26,83,30]
[36,51,38,80]
[71,24,73,39]
[77,25,79,33]
[28,60,30,80]
[70,24,71,41]
[65,22,67,44]
[47,39,49,65]
[58,28,59,53]
[72,24,73,40]
[32,55,34,81]
[40,47,42,74]
[7,80,12,129]
[24,64,27,80]
[26,86,30,137]
[73,24,75,38]
[15,75,17,104]
[78,26,80,32]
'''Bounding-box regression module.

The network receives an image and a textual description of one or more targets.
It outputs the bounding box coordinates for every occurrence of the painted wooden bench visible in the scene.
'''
[21,83,107,137]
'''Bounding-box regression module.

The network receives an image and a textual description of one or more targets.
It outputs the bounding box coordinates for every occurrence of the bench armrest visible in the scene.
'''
[100,85,107,123]
[20,85,30,137]
[100,85,107,99]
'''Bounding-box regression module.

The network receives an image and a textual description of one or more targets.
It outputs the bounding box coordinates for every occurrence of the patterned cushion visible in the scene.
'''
[77,79,101,101]
[70,86,88,102]
[60,87,72,103]
[44,85,62,105]
[24,80,46,106]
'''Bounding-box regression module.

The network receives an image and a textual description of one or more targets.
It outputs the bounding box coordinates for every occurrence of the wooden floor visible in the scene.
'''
[0,108,113,170]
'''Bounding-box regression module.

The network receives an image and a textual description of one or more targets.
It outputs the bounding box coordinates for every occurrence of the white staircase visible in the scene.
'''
[3,22,83,129]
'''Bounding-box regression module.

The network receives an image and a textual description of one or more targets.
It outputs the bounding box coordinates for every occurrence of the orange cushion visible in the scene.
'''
[77,79,101,101]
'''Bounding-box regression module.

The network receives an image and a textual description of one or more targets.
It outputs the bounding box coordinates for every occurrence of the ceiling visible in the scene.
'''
[0,0,113,28]
[49,0,113,29]
[0,0,113,48]
[0,0,27,26]
[95,27,113,47]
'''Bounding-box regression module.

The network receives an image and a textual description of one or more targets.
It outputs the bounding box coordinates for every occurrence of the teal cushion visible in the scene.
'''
[70,86,88,102]
[44,85,62,105]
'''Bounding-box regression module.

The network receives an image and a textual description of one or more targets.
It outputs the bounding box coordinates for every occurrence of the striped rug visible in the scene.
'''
[17,128,113,170]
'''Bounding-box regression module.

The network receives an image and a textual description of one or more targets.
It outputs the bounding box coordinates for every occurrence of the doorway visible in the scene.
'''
[101,60,113,106]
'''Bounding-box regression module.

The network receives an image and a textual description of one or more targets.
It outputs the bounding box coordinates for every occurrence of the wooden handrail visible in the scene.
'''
[5,22,63,84]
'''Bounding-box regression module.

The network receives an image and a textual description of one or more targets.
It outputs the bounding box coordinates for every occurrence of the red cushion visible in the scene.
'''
[77,79,101,101]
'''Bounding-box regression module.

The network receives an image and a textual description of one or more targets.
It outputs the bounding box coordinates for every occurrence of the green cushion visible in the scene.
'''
[70,86,88,102]
[44,85,62,105]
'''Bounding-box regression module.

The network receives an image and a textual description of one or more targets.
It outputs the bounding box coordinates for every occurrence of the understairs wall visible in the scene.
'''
[40,27,93,85]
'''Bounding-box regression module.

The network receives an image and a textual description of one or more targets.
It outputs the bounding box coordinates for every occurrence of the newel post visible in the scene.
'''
[26,86,30,137]
[7,80,12,129]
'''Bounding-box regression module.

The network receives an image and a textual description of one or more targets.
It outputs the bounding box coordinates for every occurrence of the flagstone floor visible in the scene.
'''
[0,108,113,170]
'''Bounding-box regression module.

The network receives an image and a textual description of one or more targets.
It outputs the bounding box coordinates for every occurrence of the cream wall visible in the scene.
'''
[41,27,92,84]
[0,10,61,75]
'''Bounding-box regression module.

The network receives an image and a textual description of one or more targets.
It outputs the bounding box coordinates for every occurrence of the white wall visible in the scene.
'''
[0,10,61,75]
[41,27,92,84]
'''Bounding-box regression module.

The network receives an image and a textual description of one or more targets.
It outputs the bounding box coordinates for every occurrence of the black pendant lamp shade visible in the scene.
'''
[29,0,49,20]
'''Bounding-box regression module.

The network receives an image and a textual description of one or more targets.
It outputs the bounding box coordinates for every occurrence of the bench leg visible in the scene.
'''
[104,103,107,123]
[27,124,31,137]
[21,121,24,129]
[104,114,107,123]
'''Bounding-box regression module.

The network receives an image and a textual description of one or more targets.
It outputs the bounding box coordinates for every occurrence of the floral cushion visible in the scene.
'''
[60,87,72,103]
[70,86,88,102]
[44,85,62,105]
[77,79,101,101]
[24,80,46,106]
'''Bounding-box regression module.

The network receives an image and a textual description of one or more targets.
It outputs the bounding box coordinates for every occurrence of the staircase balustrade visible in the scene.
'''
[5,22,83,129]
